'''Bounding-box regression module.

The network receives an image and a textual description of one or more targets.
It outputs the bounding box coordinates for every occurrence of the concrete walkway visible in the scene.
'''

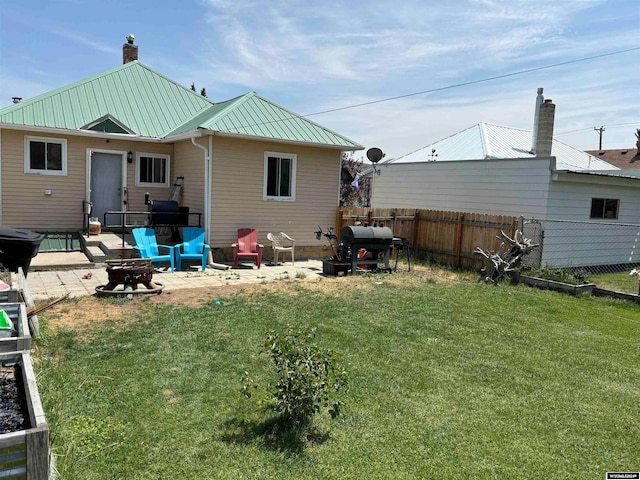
[26,259,326,301]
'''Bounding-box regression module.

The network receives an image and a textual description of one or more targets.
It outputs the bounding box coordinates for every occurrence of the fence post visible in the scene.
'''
[412,209,420,250]
[455,213,465,266]
[336,207,344,239]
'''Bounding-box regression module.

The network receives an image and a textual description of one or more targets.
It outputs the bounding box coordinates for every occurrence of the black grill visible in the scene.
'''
[340,226,394,273]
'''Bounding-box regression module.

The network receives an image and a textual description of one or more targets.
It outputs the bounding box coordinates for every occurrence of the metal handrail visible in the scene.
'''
[102,211,203,247]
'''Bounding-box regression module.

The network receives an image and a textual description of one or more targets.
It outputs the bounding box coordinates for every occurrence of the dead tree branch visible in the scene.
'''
[475,230,538,284]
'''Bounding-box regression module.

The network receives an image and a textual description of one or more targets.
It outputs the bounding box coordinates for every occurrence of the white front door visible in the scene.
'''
[90,152,125,227]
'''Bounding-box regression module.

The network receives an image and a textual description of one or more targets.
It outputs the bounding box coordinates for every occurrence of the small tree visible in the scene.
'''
[340,152,371,207]
[242,325,348,432]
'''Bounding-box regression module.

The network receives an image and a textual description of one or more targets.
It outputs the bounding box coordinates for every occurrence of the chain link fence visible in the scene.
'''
[522,218,640,295]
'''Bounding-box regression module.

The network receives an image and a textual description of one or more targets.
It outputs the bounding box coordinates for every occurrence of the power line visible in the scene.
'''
[218,47,639,134]
[556,122,639,137]
[303,47,640,117]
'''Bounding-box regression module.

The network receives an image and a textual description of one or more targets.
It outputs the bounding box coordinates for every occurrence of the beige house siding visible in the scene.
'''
[1,129,342,247]
[0,128,172,230]
[209,137,340,248]
[126,144,174,215]
[173,140,206,225]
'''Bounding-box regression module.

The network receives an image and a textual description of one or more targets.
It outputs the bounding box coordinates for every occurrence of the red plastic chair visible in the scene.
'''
[232,228,264,269]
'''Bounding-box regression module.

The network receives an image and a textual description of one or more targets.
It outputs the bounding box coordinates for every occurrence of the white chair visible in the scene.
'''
[267,232,295,265]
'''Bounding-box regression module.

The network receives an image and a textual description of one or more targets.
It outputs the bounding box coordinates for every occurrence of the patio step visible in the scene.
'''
[85,245,108,263]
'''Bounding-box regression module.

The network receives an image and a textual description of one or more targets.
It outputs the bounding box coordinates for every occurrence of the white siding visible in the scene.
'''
[373,158,551,217]
[546,176,640,223]
[535,177,640,268]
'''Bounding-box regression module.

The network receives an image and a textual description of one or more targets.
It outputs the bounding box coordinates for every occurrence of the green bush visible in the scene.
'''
[522,267,589,285]
[243,325,348,431]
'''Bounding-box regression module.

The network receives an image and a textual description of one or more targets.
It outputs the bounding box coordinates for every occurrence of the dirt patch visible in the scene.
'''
[40,264,468,335]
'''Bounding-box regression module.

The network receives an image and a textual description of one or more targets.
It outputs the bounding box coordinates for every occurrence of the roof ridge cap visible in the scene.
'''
[160,93,252,137]
[0,62,137,113]
[247,93,362,146]
[479,123,490,158]
[202,92,254,125]
[133,62,217,106]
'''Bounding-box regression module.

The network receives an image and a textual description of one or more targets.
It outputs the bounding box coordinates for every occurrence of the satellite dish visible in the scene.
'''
[366,147,385,164]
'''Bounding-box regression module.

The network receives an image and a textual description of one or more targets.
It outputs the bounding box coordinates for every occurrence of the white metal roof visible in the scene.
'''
[387,122,619,171]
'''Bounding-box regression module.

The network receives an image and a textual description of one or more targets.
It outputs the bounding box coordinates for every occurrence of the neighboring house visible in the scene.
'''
[0,37,362,252]
[371,94,640,268]
[586,131,640,169]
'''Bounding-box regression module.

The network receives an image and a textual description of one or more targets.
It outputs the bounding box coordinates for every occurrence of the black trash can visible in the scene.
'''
[0,228,44,276]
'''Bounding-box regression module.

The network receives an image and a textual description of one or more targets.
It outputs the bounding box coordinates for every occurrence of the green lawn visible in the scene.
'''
[590,270,640,295]
[35,271,640,479]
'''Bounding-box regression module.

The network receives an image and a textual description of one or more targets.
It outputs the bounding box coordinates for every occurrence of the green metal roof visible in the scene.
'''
[166,92,362,149]
[0,61,214,138]
[0,61,362,149]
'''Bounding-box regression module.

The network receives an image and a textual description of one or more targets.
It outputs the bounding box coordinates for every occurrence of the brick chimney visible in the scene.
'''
[535,99,555,158]
[123,34,138,64]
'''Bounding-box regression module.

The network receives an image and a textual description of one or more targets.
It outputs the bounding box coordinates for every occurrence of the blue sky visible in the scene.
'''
[1,0,638,159]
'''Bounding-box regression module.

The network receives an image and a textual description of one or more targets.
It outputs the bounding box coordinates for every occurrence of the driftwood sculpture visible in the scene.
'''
[475,230,538,284]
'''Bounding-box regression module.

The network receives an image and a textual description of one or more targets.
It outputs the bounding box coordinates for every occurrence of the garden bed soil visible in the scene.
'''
[0,363,29,434]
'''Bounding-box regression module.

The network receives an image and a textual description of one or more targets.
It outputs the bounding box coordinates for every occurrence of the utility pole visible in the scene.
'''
[594,126,605,151]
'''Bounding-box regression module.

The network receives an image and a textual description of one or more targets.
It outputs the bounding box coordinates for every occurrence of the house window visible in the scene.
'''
[264,152,296,201]
[136,153,170,187]
[24,136,67,175]
[590,198,619,219]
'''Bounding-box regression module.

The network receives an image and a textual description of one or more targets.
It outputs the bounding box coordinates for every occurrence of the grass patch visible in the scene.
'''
[35,274,639,479]
[589,270,640,295]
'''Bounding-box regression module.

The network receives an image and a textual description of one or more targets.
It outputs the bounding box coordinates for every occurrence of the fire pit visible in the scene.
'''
[95,259,163,296]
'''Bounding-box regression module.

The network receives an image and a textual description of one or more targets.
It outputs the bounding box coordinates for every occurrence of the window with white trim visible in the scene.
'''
[24,136,67,175]
[136,153,170,187]
[264,152,296,201]
[590,198,619,219]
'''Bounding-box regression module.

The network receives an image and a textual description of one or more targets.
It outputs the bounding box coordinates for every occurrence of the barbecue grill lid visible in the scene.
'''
[341,226,393,245]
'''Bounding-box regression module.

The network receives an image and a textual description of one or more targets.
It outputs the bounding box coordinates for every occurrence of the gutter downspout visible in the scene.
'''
[191,136,212,244]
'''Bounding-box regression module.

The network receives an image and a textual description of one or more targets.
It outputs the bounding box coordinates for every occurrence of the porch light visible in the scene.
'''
[127,151,133,163]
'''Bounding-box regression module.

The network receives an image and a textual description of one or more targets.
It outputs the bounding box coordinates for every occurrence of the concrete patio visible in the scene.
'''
[22,232,329,301]
[26,258,326,301]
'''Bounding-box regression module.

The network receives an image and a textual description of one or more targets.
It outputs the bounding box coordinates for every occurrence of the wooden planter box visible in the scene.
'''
[0,290,22,304]
[0,303,30,353]
[518,274,595,296]
[0,351,50,480]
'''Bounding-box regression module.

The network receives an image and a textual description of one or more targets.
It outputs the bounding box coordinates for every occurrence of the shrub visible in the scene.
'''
[242,325,348,431]
[523,267,589,285]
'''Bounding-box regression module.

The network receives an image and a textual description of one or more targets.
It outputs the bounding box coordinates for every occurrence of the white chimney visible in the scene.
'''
[530,88,544,154]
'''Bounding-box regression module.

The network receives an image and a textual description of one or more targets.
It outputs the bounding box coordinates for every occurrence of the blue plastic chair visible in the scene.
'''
[175,227,210,272]
[132,228,175,272]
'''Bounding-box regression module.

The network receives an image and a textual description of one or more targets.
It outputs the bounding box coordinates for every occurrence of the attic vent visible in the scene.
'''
[621,150,628,154]
[81,115,135,134]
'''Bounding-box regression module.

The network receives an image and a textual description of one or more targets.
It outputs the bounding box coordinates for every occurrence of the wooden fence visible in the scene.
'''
[337,207,520,269]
